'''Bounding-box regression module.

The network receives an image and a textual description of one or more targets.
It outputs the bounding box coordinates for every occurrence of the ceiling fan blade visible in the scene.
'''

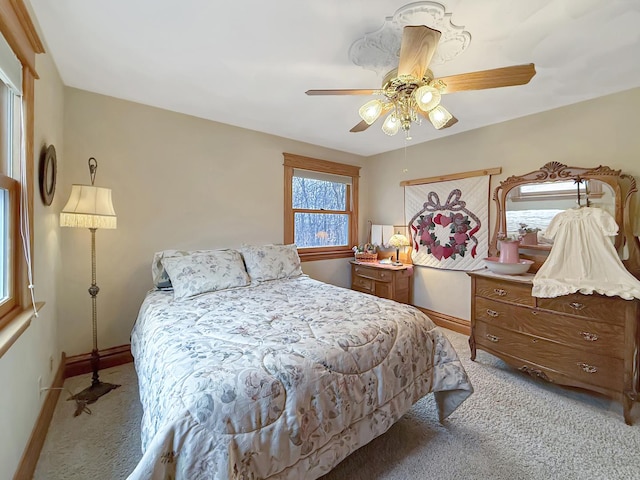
[350,120,371,133]
[306,89,379,96]
[397,26,441,80]
[437,63,536,94]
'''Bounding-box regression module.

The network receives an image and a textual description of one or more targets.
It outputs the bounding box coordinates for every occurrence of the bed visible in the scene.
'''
[128,245,473,479]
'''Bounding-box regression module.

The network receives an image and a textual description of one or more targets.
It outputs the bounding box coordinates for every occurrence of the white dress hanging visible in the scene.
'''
[532,207,640,300]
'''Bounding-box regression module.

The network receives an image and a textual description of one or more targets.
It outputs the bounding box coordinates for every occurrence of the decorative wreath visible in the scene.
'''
[409,189,481,261]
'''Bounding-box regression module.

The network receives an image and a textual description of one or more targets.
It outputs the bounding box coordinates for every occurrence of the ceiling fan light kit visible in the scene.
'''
[428,104,453,129]
[382,114,400,136]
[415,84,441,111]
[359,99,384,125]
[306,4,536,140]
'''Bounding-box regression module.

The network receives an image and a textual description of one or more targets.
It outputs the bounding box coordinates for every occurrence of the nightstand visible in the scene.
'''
[350,261,414,304]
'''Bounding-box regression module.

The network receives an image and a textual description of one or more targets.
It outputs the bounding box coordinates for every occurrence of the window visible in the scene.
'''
[0,66,20,325]
[0,7,43,336]
[284,153,360,261]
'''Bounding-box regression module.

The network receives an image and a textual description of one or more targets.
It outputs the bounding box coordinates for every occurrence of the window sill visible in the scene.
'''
[0,302,45,359]
[299,249,354,262]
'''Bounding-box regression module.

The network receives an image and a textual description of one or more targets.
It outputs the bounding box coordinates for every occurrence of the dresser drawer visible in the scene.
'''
[475,321,623,392]
[475,277,534,306]
[537,293,636,325]
[352,264,393,282]
[352,275,374,293]
[475,297,625,358]
[475,296,533,324]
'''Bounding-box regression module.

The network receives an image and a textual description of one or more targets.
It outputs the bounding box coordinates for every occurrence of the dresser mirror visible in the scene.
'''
[505,178,615,241]
[489,161,640,278]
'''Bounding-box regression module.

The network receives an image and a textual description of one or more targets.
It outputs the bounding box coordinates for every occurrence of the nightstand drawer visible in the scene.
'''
[353,264,393,282]
[350,261,414,304]
[352,275,374,293]
[475,277,534,306]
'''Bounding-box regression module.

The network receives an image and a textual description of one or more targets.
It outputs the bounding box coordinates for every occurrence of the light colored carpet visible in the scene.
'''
[35,329,640,480]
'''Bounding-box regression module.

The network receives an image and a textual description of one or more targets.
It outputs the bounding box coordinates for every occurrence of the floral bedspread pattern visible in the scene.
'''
[129,276,473,480]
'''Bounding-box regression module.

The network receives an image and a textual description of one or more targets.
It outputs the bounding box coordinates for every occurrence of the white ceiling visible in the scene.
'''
[28,0,640,157]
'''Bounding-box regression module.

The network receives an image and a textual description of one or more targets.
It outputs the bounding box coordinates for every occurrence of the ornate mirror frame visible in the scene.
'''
[490,161,640,278]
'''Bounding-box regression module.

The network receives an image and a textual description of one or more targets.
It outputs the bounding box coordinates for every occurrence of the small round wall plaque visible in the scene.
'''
[39,144,57,206]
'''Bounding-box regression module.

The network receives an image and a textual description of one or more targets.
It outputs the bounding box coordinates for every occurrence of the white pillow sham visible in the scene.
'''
[239,244,303,282]
[161,250,250,300]
[152,249,228,289]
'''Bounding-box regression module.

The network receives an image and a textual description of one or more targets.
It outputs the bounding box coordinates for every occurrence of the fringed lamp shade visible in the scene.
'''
[60,185,117,229]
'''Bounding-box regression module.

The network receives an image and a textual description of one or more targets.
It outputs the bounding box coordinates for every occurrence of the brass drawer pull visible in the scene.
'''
[577,362,598,374]
[486,334,500,343]
[569,302,585,311]
[519,366,550,382]
[486,309,499,317]
[580,331,599,342]
[493,288,507,296]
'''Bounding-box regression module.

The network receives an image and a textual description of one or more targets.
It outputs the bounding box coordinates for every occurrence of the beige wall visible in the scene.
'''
[3,54,639,479]
[60,88,367,356]
[4,63,638,479]
[366,87,640,321]
[0,52,64,479]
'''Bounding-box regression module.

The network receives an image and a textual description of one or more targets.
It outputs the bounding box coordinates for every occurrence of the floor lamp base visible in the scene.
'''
[70,381,120,404]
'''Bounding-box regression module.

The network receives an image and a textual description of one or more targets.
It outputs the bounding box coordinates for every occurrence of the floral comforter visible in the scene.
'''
[128,276,473,479]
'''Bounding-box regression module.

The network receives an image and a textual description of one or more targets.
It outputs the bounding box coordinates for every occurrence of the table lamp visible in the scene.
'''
[388,233,410,265]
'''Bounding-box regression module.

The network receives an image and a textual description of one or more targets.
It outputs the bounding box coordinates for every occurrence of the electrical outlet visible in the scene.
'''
[38,376,42,397]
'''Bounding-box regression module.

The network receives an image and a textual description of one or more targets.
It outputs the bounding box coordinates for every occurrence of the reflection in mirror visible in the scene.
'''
[490,162,640,277]
[504,179,615,241]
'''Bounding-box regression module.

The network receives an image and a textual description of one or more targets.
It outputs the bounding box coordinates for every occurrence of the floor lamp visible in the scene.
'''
[60,157,119,406]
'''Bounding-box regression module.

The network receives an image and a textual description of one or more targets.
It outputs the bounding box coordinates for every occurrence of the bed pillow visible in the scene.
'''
[240,244,303,282]
[160,250,250,300]
[152,249,223,289]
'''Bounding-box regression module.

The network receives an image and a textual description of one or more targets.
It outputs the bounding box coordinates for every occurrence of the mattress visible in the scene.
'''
[128,275,472,479]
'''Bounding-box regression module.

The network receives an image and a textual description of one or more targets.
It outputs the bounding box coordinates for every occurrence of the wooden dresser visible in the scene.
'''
[468,270,640,424]
[350,261,413,304]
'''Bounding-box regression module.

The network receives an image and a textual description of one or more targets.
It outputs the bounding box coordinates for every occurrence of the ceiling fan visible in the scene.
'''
[306,25,536,139]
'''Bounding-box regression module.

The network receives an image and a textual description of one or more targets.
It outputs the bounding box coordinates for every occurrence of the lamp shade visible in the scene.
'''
[428,105,453,130]
[388,233,410,248]
[358,99,384,125]
[382,114,400,136]
[60,184,117,229]
[414,85,441,112]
